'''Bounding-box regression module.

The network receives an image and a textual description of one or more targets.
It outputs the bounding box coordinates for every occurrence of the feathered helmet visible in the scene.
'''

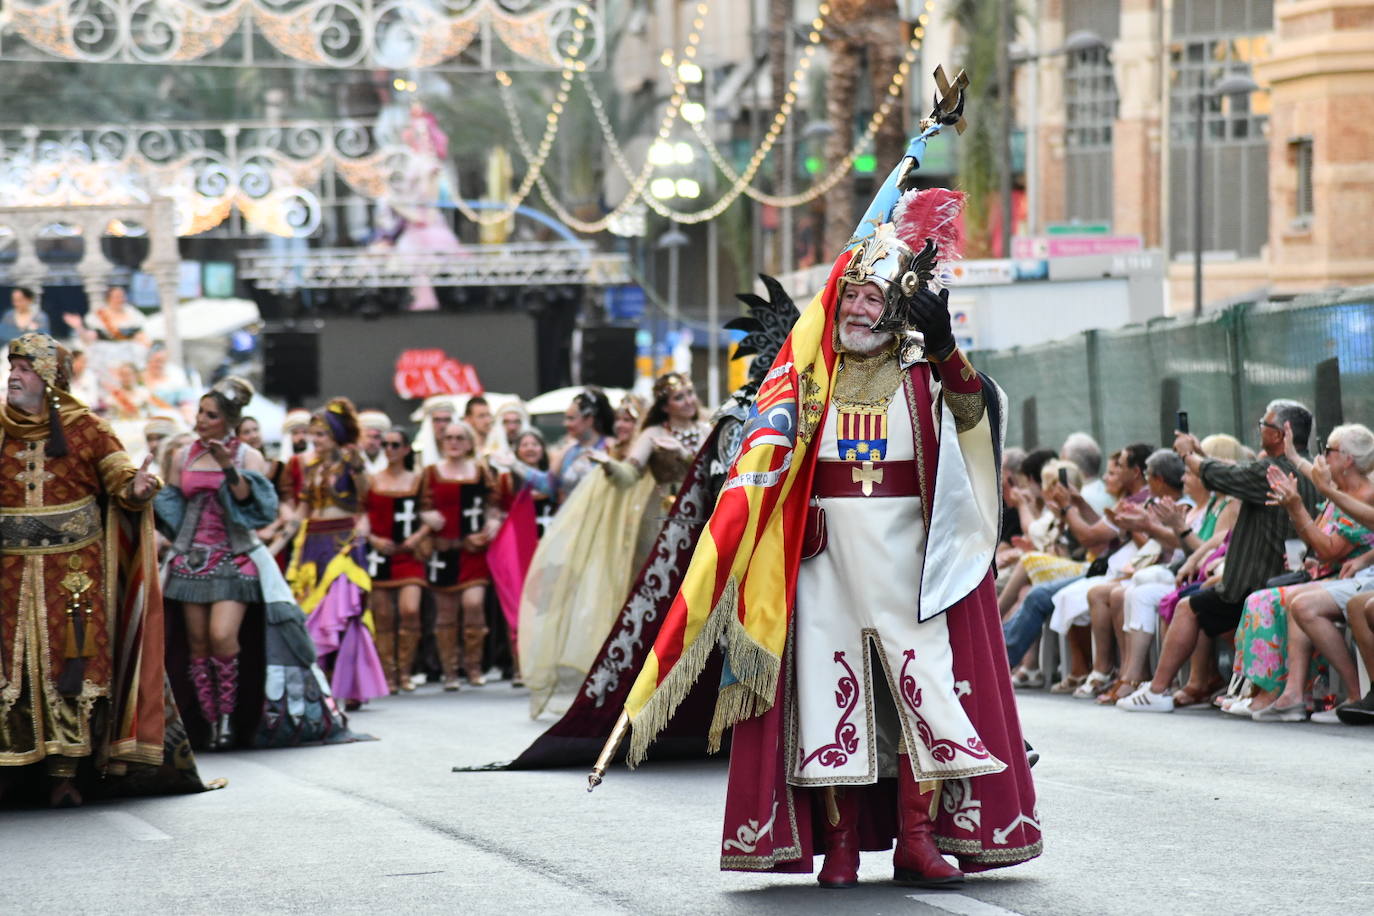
[839,188,966,332]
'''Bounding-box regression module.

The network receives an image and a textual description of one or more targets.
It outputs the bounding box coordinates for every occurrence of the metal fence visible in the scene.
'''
[972,285,1374,452]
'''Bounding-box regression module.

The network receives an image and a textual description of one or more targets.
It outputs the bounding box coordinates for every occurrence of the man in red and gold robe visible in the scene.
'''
[0,333,184,807]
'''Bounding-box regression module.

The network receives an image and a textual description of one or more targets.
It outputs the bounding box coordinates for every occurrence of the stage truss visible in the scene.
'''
[237,241,630,291]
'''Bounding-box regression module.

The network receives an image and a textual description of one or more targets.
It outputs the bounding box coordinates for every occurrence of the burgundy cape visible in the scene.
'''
[718,360,1042,873]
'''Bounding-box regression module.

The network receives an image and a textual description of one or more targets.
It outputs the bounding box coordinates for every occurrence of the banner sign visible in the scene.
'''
[393,349,483,399]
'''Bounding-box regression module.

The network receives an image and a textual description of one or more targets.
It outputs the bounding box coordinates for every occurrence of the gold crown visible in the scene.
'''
[652,372,690,402]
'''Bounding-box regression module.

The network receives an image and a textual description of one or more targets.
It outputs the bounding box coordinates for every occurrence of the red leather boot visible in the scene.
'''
[816,786,860,888]
[894,756,963,887]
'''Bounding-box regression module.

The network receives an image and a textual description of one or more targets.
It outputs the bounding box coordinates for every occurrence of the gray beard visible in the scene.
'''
[838,322,895,356]
[6,390,43,415]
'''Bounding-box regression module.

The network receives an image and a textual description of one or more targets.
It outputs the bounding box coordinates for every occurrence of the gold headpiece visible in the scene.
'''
[8,332,69,391]
[652,372,690,404]
[618,394,645,421]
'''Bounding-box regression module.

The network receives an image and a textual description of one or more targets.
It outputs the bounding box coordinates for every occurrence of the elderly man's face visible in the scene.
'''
[1258,410,1284,453]
[7,357,46,414]
[837,282,893,355]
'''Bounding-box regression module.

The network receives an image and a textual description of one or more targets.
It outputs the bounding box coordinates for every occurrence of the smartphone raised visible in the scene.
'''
[1176,410,1190,435]
[1058,466,1069,488]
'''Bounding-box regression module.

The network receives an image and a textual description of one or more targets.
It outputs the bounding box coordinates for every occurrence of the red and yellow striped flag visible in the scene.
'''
[624,253,854,764]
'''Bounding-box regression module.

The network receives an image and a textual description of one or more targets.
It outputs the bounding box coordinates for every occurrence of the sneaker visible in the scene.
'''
[1011,668,1045,689]
[1116,685,1174,712]
[1310,709,1342,724]
[1251,702,1308,722]
[1335,691,1374,725]
[1072,670,1115,699]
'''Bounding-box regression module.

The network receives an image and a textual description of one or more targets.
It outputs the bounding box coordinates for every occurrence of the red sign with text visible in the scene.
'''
[393,349,483,399]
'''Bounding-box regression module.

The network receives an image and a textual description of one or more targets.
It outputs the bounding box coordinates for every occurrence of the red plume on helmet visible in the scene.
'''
[891,187,966,262]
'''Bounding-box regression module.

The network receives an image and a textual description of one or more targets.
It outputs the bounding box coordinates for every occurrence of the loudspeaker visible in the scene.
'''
[579,326,637,389]
[262,323,320,401]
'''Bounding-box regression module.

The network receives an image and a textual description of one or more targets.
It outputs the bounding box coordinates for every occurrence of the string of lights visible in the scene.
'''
[497,1,716,233]
[505,2,935,228]
[489,0,939,230]
[450,4,595,226]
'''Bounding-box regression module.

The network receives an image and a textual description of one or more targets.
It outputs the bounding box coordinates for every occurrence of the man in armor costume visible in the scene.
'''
[620,186,1040,887]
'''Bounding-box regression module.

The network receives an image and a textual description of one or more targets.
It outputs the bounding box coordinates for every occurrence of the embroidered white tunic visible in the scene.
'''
[790,378,1007,786]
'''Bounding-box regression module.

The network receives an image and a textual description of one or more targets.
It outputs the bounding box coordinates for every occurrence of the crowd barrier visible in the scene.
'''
[972,285,1374,450]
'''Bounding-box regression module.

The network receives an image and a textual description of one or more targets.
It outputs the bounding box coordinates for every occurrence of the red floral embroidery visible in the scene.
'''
[899,649,989,762]
[798,650,861,769]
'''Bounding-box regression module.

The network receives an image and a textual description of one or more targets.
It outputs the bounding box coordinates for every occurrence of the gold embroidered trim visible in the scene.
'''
[903,372,931,530]
[798,368,824,444]
[0,495,96,516]
[936,836,1044,865]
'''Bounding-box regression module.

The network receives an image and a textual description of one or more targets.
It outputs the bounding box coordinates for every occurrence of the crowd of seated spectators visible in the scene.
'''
[997,400,1374,726]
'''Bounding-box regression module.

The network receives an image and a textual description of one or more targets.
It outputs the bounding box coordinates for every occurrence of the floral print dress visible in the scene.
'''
[1234,502,1374,691]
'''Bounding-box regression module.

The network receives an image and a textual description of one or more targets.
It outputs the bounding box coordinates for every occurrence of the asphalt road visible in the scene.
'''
[4,682,1370,915]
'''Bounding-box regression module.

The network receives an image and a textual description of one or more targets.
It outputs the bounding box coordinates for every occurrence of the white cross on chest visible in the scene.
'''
[462,501,484,532]
[366,549,386,577]
[427,552,447,579]
[394,499,418,538]
[535,502,555,536]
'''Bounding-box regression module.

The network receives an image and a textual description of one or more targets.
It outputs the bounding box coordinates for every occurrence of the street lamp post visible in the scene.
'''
[657,226,689,369]
[1192,73,1260,317]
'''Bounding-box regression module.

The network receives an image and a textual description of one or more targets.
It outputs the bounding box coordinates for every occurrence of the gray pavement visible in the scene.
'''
[3,683,1370,915]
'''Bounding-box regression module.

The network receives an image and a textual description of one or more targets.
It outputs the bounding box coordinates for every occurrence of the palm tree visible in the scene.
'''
[949,0,1005,259]
[820,0,909,256]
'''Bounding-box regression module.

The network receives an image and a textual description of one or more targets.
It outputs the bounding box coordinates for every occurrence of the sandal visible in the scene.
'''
[1172,678,1225,708]
[1072,670,1116,699]
[1049,674,1087,694]
[1096,679,1140,705]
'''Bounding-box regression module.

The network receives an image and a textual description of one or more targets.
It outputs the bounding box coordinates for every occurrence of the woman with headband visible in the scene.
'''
[520,379,706,718]
[287,397,388,709]
[158,378,354,749]
[547,386,615,502]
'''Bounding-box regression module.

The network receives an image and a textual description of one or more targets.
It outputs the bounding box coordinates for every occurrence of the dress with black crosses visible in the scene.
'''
[420,465,490,593]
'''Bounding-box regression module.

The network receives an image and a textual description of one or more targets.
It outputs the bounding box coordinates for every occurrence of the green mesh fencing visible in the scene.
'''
[973,285,1374,453]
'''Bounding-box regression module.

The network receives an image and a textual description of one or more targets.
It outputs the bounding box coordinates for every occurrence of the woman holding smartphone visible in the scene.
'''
[159,379,354,748]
